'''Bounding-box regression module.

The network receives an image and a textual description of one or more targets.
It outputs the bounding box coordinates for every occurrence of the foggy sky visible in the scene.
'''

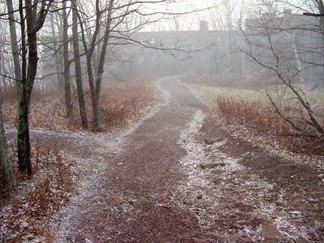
[144,0,251,31]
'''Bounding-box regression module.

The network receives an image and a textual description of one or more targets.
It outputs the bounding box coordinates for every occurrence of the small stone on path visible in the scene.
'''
[160,192,170,200]
[75,233,87,241]
[209,203,227,213]
[200,200,213,208]
[261,221,282,239]
[111,195,123,207]
[183,199,192,205]
[200,161,226,169]
[318,225,324,232]
[204,137,222,145]
[233,223,245,230]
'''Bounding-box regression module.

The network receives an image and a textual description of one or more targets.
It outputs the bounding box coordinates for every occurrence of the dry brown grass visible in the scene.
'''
[216,97,293,135]
[184,74,324,156]
[215,96,324,156]
[2,78,158,132]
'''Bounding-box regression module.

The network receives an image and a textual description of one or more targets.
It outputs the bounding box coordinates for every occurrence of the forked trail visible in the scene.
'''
[54,77,208,241]
[50,77,323,242]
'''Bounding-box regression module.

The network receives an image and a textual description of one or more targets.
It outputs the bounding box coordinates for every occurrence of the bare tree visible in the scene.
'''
[6,0,53,175]
[75,0,168,131]
[240,0,323,136]
[71,0,88,129]
[62,0,73,118]
[75,0,215,131]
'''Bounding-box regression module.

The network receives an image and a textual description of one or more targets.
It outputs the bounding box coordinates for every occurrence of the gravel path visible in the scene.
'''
[53,77,208,242]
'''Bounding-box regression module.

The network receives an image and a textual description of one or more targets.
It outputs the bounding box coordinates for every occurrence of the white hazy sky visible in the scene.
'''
[145,0,253,31]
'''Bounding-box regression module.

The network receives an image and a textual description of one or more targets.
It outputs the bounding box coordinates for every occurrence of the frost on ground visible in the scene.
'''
[176,110,314,242]
[1,80,168,242]
[51,81,169,242]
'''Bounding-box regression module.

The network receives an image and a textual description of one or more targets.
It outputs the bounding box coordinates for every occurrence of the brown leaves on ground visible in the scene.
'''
[0,146,77,242]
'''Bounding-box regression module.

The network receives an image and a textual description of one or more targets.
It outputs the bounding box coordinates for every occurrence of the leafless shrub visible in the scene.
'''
[216,96,324,156]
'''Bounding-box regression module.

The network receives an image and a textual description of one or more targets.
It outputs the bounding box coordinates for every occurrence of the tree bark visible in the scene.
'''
[15,0,32,175]
[72,0,88,129]
[92,0,114,132]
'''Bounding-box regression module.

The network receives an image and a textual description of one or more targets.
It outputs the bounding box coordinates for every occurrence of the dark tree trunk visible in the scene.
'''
[6,0,31,175]
[16,0,32,175]
[77,0,101,131]
[72,0,88,129]
[7,0,53,175]
[92,0,114,132]
[78,0,114,132]
[17,86,32,175]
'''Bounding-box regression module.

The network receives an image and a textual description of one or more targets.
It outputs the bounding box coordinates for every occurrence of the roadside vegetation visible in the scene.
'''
[3,78,158,132]
[184,75,324,157]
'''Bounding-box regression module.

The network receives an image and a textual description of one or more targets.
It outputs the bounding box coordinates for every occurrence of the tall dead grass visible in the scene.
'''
[2,79,158,132]
[216,97,293,135]
[216,97,324,156]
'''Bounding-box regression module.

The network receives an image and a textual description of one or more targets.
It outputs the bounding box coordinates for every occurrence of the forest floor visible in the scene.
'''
[1,77,324,242]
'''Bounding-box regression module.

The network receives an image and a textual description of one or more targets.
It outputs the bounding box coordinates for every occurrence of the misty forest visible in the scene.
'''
[0,0,324,241]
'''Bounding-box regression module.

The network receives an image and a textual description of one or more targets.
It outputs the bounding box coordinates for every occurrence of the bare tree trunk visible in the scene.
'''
[96,3,114,99]
[77,0,102,131]
[50,12,64,89]
[62,0,73,118]
[72,0,88,129]
[7,0,30,175]
[93,0,114,132]
[7,0,53,175]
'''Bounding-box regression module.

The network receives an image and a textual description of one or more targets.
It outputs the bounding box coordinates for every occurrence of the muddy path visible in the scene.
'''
[18,77,322,242]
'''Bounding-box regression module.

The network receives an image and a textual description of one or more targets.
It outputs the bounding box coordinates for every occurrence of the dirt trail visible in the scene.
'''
[53,77,208,242]
[49,77,323,242]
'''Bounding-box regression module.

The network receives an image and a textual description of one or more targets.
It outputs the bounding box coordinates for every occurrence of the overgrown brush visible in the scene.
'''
[216,97,293,135]
[2,79,158,132]
[216,96,324,156]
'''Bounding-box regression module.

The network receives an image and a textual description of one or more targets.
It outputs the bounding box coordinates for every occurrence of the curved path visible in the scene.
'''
[54,77,208,242]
